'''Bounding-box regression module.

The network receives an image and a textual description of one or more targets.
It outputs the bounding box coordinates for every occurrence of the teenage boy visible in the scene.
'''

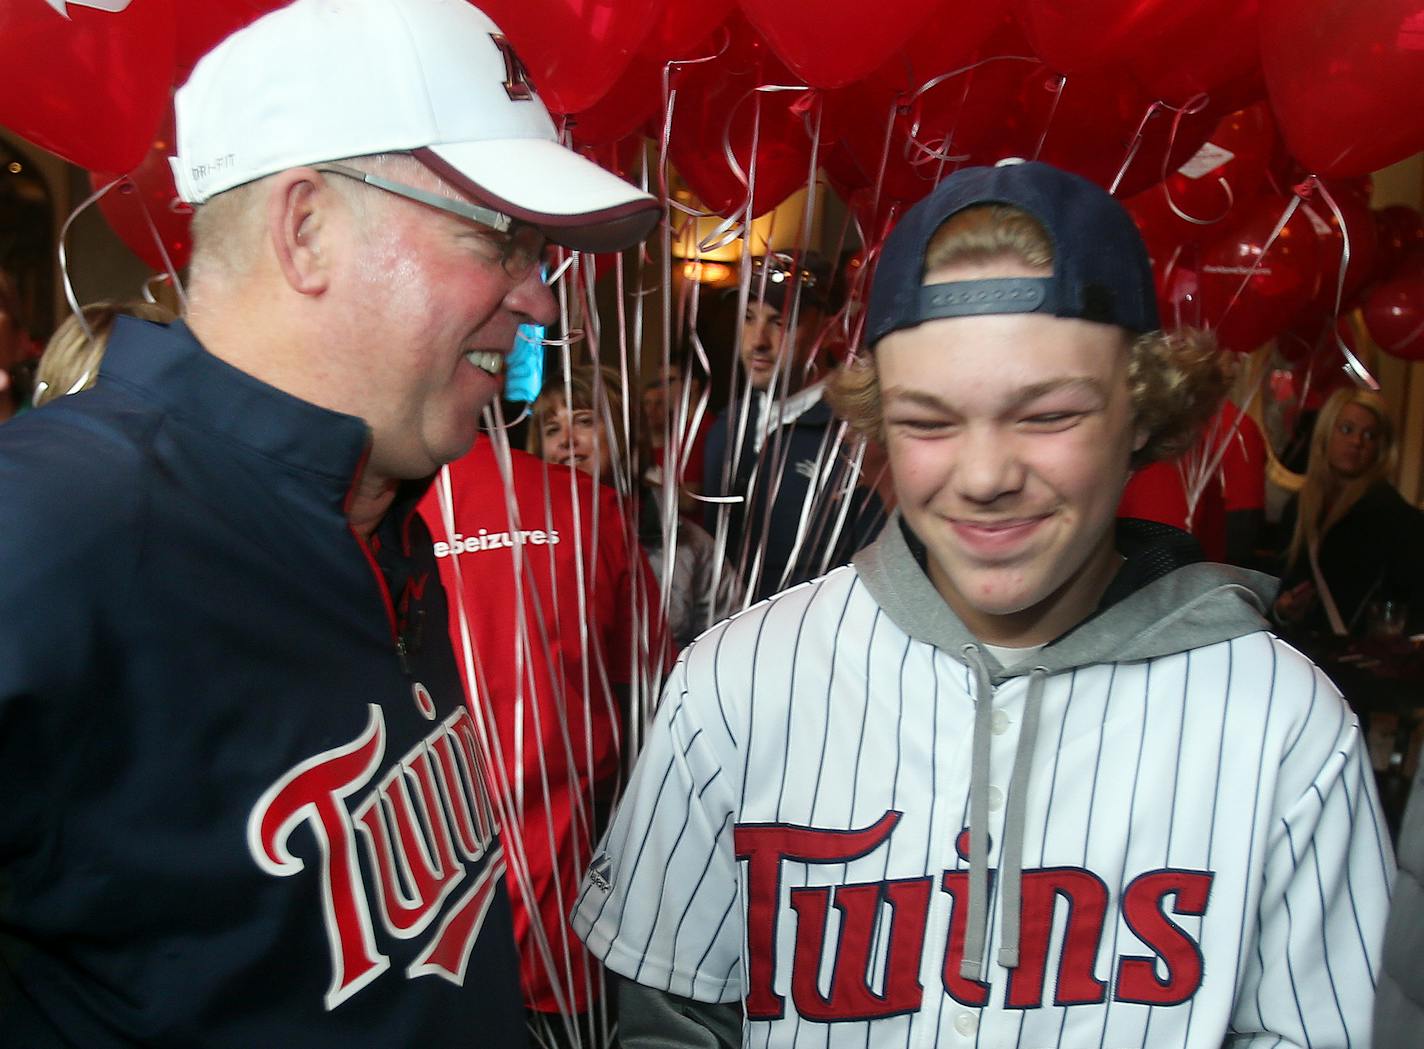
[574,162,1392,1049]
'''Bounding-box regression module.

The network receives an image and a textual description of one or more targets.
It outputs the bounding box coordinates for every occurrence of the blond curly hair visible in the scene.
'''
[828,205,1226,468]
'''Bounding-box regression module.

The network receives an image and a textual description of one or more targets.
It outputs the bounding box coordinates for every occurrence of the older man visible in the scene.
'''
[0,1,657,1046]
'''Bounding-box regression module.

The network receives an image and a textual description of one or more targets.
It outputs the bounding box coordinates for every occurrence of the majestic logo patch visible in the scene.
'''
[248,697,503,1010]
[587,853,613,892]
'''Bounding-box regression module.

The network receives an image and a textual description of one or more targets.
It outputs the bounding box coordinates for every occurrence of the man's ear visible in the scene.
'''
[1133,424,1150,454]
[266,168,332,297]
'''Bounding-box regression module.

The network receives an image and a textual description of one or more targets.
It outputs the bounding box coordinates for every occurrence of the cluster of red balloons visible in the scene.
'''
[2,0,1421,306]
[1128,110,1424,365]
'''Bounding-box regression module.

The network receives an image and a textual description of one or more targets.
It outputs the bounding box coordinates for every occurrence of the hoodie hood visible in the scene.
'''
[854,513,1275,682]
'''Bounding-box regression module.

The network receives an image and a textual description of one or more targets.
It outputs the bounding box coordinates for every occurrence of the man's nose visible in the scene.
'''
[506,267,558,328]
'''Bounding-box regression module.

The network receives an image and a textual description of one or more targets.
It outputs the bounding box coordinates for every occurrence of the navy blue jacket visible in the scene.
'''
[703,391,884,603]
[0,320,526,1047]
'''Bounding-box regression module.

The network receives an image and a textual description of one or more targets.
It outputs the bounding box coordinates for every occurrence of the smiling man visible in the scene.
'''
[0,1,657,1046]
[574,163,1392,1049]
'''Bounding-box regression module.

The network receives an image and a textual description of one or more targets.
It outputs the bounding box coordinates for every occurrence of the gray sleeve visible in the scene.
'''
[1374,769,1424,1049]
[617,976,741,1049]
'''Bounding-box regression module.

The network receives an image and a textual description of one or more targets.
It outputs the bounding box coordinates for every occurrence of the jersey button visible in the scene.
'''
[987,785,1004,811]
[990,710,1010,735]
[954,1011,979,1036]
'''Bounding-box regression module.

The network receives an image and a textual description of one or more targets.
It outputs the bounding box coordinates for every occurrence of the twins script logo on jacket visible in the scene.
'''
[247,686,503,1009]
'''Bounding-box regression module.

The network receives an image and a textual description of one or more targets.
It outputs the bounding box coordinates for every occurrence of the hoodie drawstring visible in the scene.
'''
[959,646,1047,980]
[997,666,1046,967]
[961,646,994,981]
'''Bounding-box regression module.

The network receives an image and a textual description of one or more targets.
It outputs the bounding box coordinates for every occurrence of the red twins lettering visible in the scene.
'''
[736,811,902,1019]
[790,876,932,1021]
[248,700,501,1010]
[736,811,1215,1021]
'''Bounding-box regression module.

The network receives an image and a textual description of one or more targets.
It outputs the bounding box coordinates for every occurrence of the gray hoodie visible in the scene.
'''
[590,515,1392,1049]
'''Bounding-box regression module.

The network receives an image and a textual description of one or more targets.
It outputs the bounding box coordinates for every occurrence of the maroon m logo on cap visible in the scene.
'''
[489,34,535,102]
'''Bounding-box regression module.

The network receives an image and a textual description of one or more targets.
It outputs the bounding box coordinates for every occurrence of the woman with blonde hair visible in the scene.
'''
[1275,386,1424,636]
[33,301,175,407]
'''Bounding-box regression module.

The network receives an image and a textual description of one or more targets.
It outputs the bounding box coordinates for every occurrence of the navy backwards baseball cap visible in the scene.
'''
[864,162,1159,349]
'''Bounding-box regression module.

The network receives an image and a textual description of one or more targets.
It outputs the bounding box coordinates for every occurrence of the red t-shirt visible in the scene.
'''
[1119,403,1265,562]
[418,440,653,1013]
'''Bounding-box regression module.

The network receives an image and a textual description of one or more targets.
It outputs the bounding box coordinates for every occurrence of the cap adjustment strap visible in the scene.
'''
[916,277,1055,323]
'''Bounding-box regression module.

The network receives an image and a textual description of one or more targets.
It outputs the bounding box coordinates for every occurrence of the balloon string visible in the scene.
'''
[58,177,123,342]
[1109,92,1209,198]
[1166,176,1235,226]
[133,181,190,312]
[1031,74,1068,164]
[1309,178,1379,390]
[658,31,730,221]
[1154,93,1237,225]
[904,53,1036,165]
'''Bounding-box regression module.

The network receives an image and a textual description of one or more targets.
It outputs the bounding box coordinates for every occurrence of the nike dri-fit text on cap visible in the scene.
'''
[864,161,1159,348]
[171,0,660,253]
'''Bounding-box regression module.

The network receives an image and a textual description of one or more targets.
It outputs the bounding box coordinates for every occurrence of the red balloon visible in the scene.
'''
[174,1,287,79]
[1261,0,1424,177]
[1024,68,1221,198]
[0,0,175,173]
[1123,103,1275,252]
[1374,205,1424,281]
[899,22,1042,169]
[639,0,735,63]
[821,83,954,206]
[1299,184,1380,312]
[1124,3,1264,108]
[91,111,192,274]
[1364,272,1424,360]
[1192,194,1323,353]
[665,16,812,218]
[739,0,941,89]
[478,0,657,114]
[873,0,1011,97]
[1016,0,1260,96]
[563,56,664,147]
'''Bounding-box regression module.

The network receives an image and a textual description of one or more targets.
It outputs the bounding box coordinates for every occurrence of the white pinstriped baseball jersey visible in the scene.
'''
[574,520,1395,1048]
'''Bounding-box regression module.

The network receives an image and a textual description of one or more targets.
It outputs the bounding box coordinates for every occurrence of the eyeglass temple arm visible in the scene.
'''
[314,161,513,233]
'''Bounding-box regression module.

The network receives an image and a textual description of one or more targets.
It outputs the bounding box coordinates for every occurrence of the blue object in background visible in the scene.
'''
[505,323,544,403]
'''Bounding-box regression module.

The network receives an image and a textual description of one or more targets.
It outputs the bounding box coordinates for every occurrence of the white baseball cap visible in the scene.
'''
[171,0,660,252]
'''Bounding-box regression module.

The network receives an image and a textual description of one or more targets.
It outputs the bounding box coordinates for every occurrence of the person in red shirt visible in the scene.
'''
[1118,400,1266,564]
[419,435,657,1047]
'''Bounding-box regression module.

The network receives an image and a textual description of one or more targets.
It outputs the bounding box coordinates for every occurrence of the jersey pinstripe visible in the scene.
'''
[573,563,1394,1049]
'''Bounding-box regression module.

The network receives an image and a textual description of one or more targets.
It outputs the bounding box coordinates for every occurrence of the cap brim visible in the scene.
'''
[420,141,660,253]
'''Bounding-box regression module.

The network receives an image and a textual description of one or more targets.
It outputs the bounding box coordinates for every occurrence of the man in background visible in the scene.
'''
[703,253,883,603]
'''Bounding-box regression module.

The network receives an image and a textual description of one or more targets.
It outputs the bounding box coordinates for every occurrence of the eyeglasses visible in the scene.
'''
[313,161,546,282]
